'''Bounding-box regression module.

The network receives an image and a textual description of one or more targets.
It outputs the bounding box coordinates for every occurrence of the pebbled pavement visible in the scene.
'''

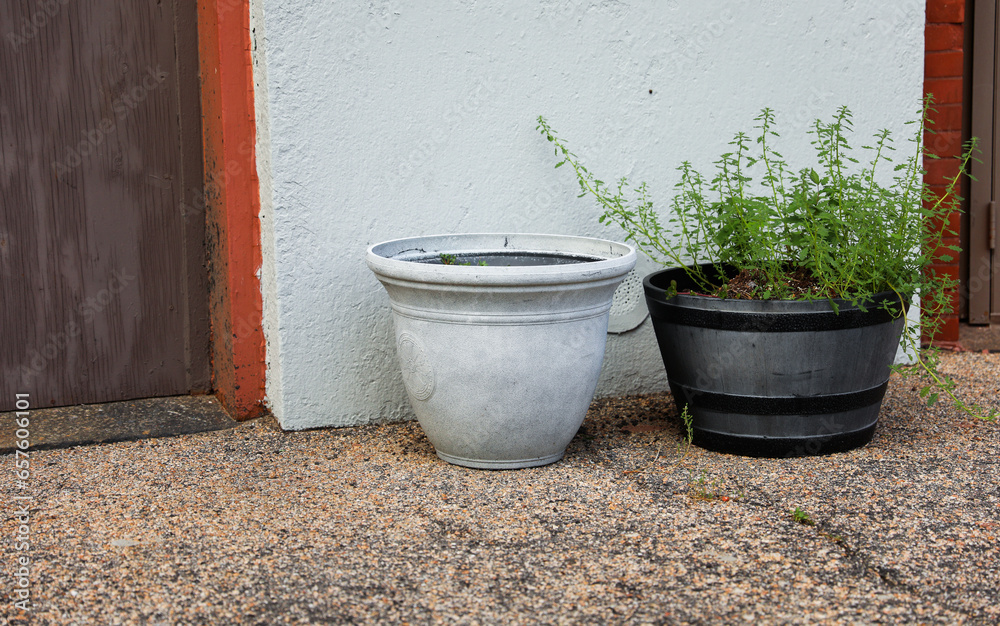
[1,352,997,625]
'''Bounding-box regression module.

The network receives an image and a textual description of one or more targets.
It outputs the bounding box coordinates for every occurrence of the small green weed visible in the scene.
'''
[439,253,487,266]
[689,470,732,502]
[790,506,815,526]
[679,405,693,446]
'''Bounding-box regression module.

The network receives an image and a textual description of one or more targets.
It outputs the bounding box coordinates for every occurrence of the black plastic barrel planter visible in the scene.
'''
[643,265,908,457]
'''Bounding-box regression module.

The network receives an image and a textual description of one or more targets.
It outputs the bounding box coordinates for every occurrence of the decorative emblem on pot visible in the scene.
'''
[396,331,434,401]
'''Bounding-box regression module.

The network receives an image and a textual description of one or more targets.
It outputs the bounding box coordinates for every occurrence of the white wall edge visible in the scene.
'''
[249,0,285,423]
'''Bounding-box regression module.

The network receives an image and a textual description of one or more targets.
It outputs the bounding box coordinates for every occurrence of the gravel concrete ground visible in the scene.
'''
[2,352,998,625]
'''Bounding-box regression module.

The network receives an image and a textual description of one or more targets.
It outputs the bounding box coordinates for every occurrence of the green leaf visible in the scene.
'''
[554,161,565,168]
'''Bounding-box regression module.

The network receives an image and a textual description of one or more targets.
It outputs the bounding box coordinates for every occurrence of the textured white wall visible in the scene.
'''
[253,0,925,429]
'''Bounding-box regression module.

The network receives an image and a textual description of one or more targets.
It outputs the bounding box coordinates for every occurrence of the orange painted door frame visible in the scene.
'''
[197,0,266,420]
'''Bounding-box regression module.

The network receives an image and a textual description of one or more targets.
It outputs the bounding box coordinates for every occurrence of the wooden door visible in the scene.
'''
[970,0,1000,325]
[0,0,209,410]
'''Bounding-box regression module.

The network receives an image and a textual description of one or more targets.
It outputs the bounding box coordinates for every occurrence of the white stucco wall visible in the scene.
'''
[252,0,925,429]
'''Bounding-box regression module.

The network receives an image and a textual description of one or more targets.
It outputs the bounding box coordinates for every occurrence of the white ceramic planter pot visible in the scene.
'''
[366,233,636,469]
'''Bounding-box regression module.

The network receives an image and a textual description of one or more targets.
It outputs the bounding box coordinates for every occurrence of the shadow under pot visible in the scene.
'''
[367,233,636,469]
[643,264,908,458]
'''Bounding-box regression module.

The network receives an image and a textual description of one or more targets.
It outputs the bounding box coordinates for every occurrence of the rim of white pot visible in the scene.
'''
[366,233,637,286]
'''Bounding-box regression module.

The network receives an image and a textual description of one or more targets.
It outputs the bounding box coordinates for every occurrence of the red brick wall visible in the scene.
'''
[924,0,966,342]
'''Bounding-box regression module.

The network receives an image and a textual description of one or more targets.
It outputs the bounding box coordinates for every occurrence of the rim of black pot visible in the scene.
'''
[644,264,909,308]
[642,264,910,331]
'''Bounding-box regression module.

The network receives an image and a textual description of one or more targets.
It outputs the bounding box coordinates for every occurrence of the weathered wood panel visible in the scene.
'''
[0,0,209,410]
[970,0,1000,324]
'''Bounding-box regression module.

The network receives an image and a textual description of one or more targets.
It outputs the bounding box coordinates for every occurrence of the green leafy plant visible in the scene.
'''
[689,470,718,501]
[537,101,995,421]
[680,404,694,447]
[439,253,487,266]
[668,405,693,469]
[790,506,815,526]
[686,469,737,502]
